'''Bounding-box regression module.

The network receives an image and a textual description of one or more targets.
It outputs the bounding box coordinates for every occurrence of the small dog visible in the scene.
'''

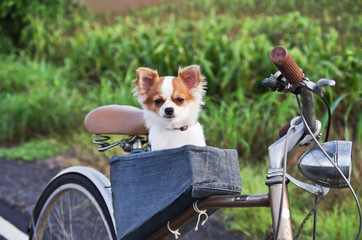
[134,65,206,151]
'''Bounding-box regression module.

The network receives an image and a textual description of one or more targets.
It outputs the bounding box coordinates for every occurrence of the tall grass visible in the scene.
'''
[223,164,271,237]
[0,0,361,238]
[4,2,360,157]
[202,92,298,162]
[0,55,87,141]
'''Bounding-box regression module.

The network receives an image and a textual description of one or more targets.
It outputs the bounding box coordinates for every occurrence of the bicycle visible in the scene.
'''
[28,46,361,240]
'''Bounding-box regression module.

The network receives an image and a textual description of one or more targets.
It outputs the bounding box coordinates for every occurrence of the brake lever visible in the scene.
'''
[302,78,336,97]
[262,71,291,92]
[286,173,330,197]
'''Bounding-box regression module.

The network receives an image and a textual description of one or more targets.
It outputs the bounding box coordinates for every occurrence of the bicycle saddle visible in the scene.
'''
[84,105,148,135]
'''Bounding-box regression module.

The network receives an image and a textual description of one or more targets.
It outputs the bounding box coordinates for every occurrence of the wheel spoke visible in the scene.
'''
[31,174,115,240]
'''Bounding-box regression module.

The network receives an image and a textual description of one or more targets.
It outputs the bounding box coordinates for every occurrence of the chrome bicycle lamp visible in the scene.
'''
[298,140,352,188]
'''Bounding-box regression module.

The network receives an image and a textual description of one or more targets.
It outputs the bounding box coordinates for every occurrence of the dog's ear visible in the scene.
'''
[178,65,202,90]
[136,68,159,94]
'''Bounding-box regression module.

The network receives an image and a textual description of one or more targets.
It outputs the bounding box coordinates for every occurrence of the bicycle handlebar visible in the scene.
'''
[270,46,304,85]
[270,46,317,133]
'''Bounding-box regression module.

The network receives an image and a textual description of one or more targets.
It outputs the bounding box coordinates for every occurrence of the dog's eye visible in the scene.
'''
[154,99,164,105]
[175,98,184,103]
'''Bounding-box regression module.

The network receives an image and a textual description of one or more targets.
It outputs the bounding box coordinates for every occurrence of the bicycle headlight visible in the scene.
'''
[298,140,352,188]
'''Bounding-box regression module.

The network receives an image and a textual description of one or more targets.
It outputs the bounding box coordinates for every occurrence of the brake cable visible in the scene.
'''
[321,96,332,142]
[292,85,334,240]
[274,122,296,240]
[294,195,323,240]
[301,85,332,143]
[296,93,362,240]
[313,93,332,240]
[274,94,327,240]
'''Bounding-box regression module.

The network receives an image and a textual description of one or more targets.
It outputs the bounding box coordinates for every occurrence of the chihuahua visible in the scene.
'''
[134,65,206,151]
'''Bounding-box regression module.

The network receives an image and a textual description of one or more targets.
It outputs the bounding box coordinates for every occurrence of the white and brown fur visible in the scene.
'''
[134,65,206,151]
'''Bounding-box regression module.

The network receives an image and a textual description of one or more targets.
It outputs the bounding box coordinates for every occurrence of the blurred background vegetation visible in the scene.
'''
[0,0,361,239]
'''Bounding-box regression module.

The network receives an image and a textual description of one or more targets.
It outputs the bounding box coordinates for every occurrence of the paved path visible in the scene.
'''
[0,157,62,239]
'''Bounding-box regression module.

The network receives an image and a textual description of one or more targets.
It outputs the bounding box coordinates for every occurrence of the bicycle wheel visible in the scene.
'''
[29,173,116,240]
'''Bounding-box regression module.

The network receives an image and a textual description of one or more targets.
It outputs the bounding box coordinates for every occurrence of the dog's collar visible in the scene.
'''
[169,122,198,131]
[174,124,191,131]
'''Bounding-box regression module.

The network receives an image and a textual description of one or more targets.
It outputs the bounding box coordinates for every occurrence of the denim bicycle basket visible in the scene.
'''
[109,145,242,239]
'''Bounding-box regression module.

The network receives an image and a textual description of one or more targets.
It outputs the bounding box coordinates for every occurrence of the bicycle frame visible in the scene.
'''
[147,120,307,240]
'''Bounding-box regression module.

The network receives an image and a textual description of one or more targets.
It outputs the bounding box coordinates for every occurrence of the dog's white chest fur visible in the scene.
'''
[147,121,206,151]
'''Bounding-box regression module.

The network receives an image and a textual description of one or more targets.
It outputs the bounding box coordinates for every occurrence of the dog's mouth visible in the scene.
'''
[163,114,175,119]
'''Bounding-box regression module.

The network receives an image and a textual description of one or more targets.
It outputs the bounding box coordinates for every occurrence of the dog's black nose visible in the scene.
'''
[165,107,174,116]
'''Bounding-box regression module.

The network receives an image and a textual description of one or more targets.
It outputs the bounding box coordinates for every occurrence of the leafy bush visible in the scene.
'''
[1,0,361,155]
[59,9,361,153]
[63,11,360,96]
[0,0,67,46]
[0,0,88,56]
[0,55,87,141]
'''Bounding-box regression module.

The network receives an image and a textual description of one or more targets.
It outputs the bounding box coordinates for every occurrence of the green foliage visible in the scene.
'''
[1,0,360,162]
[0,138,67,161]
[0,0,67,46]
[223,164,271,237]
[202,92,298,162]
[0,55,87,141]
